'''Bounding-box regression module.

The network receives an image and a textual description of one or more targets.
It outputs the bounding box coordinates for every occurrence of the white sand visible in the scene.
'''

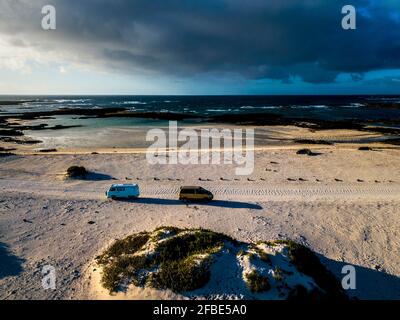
[0,130,400,300]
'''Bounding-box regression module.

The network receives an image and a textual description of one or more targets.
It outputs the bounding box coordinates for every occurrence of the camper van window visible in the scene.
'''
[110,188,116,191]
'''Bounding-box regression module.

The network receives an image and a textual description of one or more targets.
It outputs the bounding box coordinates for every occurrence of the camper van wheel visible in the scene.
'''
[111,196,116,200]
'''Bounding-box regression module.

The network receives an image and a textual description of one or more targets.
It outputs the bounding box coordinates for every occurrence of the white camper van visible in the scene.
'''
[105,184,140,199]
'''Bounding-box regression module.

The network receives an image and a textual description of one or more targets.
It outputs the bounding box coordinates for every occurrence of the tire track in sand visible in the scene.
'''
[1,178,399,201]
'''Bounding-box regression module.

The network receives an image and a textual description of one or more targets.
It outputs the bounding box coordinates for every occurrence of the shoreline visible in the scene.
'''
[1,122,399,153]
[1,103,400,152]
[5,143,400,156]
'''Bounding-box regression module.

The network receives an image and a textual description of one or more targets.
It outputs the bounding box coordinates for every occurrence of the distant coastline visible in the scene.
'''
[1,95,400,149]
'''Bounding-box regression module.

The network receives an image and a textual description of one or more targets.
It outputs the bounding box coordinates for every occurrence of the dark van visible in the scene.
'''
[179,186,213,202]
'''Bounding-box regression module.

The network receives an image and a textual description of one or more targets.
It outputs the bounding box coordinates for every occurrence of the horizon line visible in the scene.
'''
[1,93,400,97]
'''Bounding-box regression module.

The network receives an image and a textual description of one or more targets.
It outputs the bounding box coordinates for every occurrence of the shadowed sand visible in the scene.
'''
[0,242,24,279]
[121,198,263,210]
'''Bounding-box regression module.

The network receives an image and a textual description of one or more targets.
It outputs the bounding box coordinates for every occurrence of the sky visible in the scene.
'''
[0,0,399,95]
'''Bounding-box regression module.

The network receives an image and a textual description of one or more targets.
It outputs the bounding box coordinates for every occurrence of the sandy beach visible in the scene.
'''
[1,125,400,300]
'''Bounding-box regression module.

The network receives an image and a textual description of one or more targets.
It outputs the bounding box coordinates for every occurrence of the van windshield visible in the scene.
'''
[182,189,195,194]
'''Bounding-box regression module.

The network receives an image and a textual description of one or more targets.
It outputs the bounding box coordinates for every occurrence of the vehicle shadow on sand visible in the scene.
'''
[318,254,400,300]
[0,242,24,279]
[119,197,263,209]
[84,172,116,181]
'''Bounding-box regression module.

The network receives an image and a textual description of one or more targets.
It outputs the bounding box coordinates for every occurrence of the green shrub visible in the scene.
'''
[101,263,123,292]
[152,226,181,241]
[150,257,210,292]
[154,230,227,264]
[247,252,255,261]
[260,241,277,247]
[97,228,225,294]
[255,248,270,263]
[273,266,283,281]
[274,239,346,299]
[95,228,346,299]
[154,226,182,234]
[245,270,271,293]
[97,233,150,264]
[66,166,87,178]
[101,255,149,292]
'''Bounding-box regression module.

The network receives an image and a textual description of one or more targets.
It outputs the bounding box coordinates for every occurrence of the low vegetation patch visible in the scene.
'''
[150,256,211,292]
[255,248,271,263]
[96,232,150,265]
[273,239,346,299]
[152,226,182,240]
[245,270,271,293]
[272,266,283,281]
[358,146,373,151]
[101,255,149,291]
[66,165,87,178]
[96,227,226,293]
[296,148,320,156]
[95,227,347,300]
[153,230,229,264]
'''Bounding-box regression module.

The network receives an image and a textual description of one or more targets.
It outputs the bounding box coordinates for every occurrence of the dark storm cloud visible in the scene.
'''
[0,0,399,83]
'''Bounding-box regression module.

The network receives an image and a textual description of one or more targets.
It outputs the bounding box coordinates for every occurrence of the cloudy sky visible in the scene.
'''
[0,0,399,95]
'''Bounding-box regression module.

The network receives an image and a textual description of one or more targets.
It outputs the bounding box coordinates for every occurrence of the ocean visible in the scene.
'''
[1,95,399,148]
[1,95,400,123]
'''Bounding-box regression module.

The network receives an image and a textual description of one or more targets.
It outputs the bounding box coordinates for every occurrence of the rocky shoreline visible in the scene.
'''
[1,106,400,147]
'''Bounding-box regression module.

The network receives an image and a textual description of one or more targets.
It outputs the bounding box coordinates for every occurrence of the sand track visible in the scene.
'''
[1,178,399,201]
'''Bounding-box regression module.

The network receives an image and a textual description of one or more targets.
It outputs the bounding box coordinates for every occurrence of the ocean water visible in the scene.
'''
[1,95,399,148]
[1,95,400,122]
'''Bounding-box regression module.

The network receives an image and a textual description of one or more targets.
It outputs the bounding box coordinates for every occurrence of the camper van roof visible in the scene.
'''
[180,186,203,190]
[111,184,138,187]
